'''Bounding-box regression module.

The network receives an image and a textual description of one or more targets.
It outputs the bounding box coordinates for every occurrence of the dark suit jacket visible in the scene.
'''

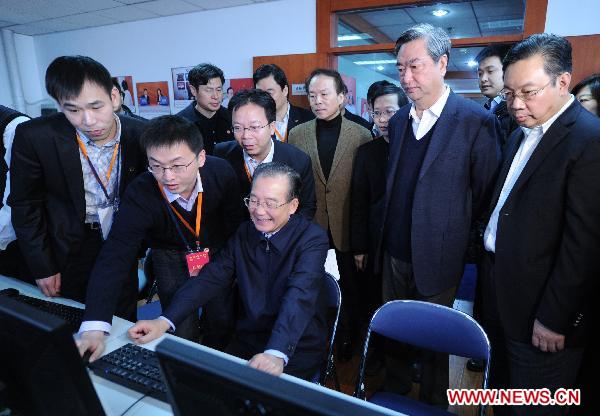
[489,100,600,346]
[377,92,501,295]
[344,109,374,133]
[287,104,314,135]
[163,215,329,359]
[8,113,147,279]
[177,103,233,155]
[83,156,244,323]
[213,140,316,219]
[350,137,389,256]
[491,100,519,152]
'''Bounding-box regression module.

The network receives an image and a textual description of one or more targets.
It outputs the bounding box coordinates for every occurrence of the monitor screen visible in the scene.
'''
[156,338,399,416]
[0,296,105,416]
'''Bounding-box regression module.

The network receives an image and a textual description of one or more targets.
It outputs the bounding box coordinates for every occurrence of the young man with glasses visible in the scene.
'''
[479,34,600,416]
[214,89,316,219]
[177,63,233,155]
[77,115,244,355]
[8,56,148,320]
[124,161,330,381]
[351,82,407,311]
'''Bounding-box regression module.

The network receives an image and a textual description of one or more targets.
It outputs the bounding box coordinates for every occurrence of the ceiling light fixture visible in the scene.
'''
[337,33,372,42]
[377,65,384,71]
[467,60,478,67]
[431,9,449,17]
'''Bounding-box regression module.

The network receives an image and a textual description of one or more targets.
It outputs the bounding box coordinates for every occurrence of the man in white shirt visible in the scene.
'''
[479,33,600,416]
[377,23,501,407]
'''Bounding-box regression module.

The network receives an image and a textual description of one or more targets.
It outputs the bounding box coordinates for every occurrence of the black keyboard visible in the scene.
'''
[0,287,84,333]
[88,343,168,402]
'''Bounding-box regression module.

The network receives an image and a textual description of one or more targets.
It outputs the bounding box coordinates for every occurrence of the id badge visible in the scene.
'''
[186,248,210,276]
[98,205,115,240]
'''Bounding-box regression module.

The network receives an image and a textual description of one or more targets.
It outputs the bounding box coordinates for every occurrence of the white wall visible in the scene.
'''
[17,0,315,116]
[545,0,600,36]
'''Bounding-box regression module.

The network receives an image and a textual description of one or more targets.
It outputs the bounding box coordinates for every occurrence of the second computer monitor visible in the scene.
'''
[156,337,399,416]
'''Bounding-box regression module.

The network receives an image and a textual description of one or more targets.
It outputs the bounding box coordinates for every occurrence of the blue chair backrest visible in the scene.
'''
[322,272,341,310]
[370,300,490,361]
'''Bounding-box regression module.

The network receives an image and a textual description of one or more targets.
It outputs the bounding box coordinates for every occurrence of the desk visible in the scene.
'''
[1,275,402,416]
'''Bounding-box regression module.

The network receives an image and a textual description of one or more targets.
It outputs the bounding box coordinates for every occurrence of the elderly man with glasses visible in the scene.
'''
[126,161,330,381]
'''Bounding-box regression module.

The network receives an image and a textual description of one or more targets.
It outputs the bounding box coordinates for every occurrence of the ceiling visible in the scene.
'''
[337,0,525,46]
[0,0,278,36]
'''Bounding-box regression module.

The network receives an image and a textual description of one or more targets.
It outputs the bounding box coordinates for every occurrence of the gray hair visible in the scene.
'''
[394,23,451,62]
[252,162,301,201]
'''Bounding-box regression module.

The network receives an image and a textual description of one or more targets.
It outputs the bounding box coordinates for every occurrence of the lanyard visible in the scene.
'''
[274,127,287,143]
[243,161,253,183]
[157,182,203,252]
[76,133,120,203]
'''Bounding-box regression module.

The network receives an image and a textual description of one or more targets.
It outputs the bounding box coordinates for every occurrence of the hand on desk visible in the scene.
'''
[77,330,107,363]
[36,272,61,297]
[248,353,284,377]
[128,319,171,344]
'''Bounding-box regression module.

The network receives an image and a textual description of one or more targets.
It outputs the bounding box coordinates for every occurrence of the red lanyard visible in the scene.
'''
[157,182,203,250]
[76,133,120,200]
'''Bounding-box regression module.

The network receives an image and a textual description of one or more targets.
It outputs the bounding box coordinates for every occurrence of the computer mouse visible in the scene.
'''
[0,288,19,297]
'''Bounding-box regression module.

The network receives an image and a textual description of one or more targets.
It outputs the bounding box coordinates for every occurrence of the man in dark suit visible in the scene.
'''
[476,44,520,152]
[0,105,29,278]
[8,56,147,320]
[214,89,316,219]
[124,162,329,381]
[77,115,244,358]
[376,24,501,407]
[177,63,233,155]
[351,83,407,319]
[253,64,314,141]
[480,34,599,416]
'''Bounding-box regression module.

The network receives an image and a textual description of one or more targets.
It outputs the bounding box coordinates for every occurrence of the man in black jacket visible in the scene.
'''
[0,105,29,278]
[351,83,407,316]
[215,89,316,219]
[177,63,233,155]
[125,162,329,381]
[77,115,244,355]
[476,44,519,151]
[253,64,313,141]
[8,56,147,319]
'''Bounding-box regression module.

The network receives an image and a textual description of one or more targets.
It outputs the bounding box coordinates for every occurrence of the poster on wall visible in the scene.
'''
[136,81,171,119]
[171,66,194,109]
[360,98,372,122]
[112,75,136,114]
[222,78,253,108]
[341,74,357,115]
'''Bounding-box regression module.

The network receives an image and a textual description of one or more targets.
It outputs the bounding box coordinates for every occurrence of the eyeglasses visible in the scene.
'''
[232,124,270,135]
[148,158,196,175]
[500,80,552,102]
[244,197,290,210]
[371,109,398,119]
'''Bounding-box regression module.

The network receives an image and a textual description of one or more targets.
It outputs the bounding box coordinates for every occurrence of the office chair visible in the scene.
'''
[354,300,491,416]
[312,272,342,390]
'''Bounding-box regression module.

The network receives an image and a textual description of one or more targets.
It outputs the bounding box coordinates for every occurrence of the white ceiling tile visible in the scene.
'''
[184,0,253,9]
[135,0,203,16]
[115,0,154,3]
[5,23,54,35]
[96,5,159,22]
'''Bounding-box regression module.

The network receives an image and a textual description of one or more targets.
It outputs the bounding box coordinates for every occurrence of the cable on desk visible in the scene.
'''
[118,388,151,416]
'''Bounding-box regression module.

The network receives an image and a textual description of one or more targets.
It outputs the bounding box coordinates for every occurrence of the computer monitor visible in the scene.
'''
[156,338,400,416]
[0,296,105,416]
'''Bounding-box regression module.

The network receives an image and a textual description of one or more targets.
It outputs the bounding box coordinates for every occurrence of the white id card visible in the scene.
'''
[98,205,115,240]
